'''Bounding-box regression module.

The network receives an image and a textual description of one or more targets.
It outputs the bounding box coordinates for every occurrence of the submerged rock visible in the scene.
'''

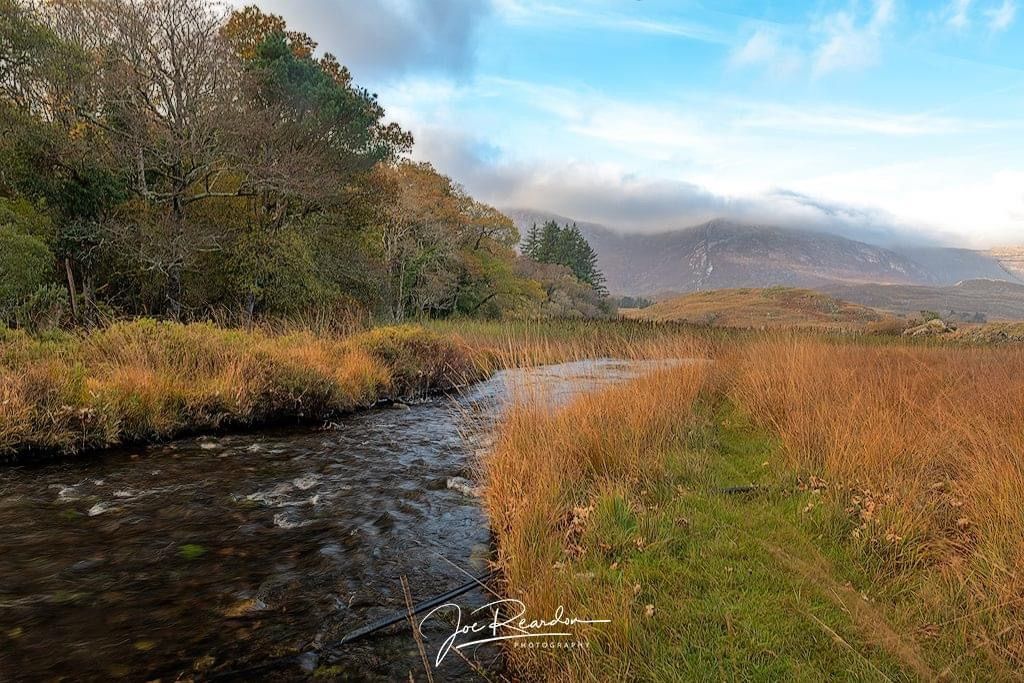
[446,476,481,498]
[296,651,319,673]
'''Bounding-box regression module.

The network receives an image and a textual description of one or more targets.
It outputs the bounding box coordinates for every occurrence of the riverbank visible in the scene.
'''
[0,320,482,459]
[0,318,716,461]
[483,335,1024,679]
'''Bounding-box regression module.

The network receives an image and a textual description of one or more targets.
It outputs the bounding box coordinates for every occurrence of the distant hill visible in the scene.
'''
[890,246,1018,284]
[821,279,1024,322]
[505,209,1022,297]
[988,247,1024,280]
[626,287,884,329]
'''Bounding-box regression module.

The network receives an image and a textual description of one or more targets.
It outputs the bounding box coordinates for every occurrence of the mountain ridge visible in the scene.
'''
[505,208,1023,297]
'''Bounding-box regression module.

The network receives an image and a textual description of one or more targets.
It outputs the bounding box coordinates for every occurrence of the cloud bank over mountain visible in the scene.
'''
[255,0,1024,249]
[412,125,952,247]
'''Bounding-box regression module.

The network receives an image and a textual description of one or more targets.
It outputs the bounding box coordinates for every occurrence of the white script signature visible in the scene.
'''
[419,598,610,666]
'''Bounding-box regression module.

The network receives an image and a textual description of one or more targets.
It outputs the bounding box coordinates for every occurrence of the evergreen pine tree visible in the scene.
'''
[523,220,607,297]
[522,223,540,258]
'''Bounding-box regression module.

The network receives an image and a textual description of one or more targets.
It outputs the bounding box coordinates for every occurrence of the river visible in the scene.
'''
[0,359,666,681]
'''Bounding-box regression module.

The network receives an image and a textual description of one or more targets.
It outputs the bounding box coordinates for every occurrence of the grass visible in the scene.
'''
[0,317,715,459]
[731,335,1024,673]
[0,320,481,458]
[428,317,727,366]
[483,332,1024,680]
[625,287,883,330]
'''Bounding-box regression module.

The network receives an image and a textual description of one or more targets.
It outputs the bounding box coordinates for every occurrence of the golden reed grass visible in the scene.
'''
[482,355,710,680]
[0,320,479,457]
[483,329,1024,677]
[730,334,1024,668]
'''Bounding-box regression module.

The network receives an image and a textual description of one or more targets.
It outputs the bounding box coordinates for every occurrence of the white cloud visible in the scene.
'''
[985,0,1017,30]
[377,71,1024,246]
[733,102,1014,136]
[491,0,729,44]
[253,0,491,80]
[729,27,803,77]
[812,0,895,77]
[945,0,974,29]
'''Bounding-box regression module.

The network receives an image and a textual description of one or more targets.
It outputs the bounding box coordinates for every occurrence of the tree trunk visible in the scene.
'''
[64,258,79,321]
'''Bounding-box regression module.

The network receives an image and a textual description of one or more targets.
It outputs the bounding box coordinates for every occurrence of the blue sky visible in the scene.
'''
[256,0,1024,247]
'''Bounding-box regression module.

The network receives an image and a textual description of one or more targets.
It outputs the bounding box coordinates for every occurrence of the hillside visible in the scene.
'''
[822,278,1024,322]
[891,246,1018,283]
[507,210,1022,296]
[626,287,884,329]
[989,246,1024,280]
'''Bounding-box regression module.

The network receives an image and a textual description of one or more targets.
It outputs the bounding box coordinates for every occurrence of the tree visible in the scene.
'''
[522,223,540,258]
[220,5,315,60]
[0,0,545,325]
[523,220,607,296]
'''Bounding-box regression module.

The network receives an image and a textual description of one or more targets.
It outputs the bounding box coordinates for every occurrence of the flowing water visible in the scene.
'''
[0,360,670,681]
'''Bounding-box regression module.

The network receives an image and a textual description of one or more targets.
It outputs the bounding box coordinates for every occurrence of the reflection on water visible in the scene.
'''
[0,359,672,681]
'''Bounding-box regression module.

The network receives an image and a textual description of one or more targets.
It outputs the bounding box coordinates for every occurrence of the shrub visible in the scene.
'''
[16,284,70,332]
[0,225,55,321]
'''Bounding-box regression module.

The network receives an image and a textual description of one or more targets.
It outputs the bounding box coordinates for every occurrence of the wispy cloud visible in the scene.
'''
[944,0,974,29]
[492,0,729,44]
[729,27,803,77]
[733,102,1012,136]
[985,0,1017,30]
[812,0,895,77]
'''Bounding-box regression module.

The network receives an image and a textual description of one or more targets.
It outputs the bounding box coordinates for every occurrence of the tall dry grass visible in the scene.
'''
[482,359,710,679]
[730,334,1024,666]
[0,320,479,457]
[431,318,723,368]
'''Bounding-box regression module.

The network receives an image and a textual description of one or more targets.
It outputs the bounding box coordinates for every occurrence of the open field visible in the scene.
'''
[623,287,884,329]
[483,332,1024,680]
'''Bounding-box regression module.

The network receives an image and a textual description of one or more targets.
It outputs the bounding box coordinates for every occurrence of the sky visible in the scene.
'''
[253,0,1024,248]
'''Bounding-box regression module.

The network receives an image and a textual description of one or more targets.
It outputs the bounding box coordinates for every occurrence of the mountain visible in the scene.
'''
[890,246,1018,285]
[506,209,1023,297]
[989,247,1024,280]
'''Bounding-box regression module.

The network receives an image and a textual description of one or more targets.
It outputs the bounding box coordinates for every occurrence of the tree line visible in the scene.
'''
[0,0,610,328]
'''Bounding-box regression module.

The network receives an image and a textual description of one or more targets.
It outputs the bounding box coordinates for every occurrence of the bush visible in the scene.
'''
[864,316,910,336]
[16,284,70,332]
[0,225,55,320]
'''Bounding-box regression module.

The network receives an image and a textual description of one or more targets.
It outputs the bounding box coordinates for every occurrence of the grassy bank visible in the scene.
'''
[483,335,1024,679]
[0,320,480,458]
[0,317,716,460]
[429,317,724,366]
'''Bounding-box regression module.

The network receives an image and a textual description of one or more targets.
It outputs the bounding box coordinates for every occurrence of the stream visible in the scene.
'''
[0,359,666,681]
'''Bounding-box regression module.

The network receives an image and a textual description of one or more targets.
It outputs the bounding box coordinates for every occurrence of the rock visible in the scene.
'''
[87,502,116,517]
[903,318,951,337]
[446,476,481,498]
[223,597,268,618]
[296,651,319,673]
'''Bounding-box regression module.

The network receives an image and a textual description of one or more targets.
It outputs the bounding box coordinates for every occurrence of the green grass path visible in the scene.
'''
[570,407,942,681]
